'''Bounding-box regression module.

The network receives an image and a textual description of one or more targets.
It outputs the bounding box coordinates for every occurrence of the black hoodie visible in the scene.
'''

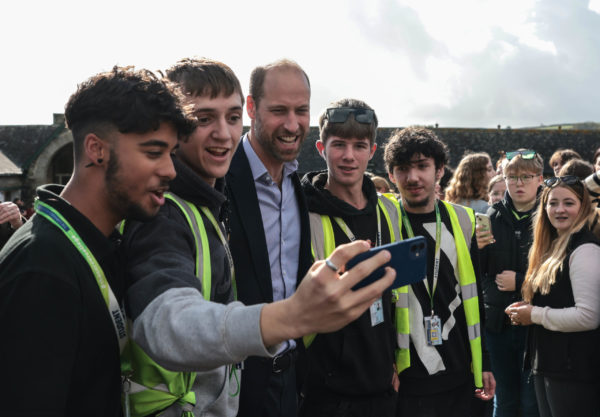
[300,171,396,398]
[480,191,538,332]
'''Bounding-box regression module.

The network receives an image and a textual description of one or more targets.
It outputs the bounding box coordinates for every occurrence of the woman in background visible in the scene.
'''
[446,152,495,213]
[506,176,600,417]
[487,175,507,206]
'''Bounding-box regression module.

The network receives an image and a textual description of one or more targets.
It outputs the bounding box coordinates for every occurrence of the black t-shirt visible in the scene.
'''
[0,185,124,417]
[398,201,485,395]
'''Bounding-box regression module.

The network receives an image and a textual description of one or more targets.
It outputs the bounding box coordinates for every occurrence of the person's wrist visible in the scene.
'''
[9,216,24,229]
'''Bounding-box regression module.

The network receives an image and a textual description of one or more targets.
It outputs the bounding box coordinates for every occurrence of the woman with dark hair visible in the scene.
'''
[445,152,495,213]
[506,176,600,417]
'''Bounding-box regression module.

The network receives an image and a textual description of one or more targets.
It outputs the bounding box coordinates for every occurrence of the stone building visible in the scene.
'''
[0,114,72,203]
[1,115,599,203]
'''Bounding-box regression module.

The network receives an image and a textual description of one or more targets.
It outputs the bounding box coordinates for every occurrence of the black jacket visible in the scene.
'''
[526,228,600,382]
[480,193,537,332]
[225,143,312,416]
[300,171,396,398]
[124,156,233,320]
[0,185,124,417]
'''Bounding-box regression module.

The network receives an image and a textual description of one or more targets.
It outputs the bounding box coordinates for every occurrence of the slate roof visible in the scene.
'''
[0,124,65,173]
[0,150,21,176]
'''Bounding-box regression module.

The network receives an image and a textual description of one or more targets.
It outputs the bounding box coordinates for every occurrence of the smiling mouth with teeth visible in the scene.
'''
[278,136,297,143]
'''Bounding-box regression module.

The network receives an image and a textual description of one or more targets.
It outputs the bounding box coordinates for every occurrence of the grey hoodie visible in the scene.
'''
[122,156,278,417]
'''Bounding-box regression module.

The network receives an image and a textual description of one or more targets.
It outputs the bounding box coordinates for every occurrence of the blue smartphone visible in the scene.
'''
[345,236,427,290]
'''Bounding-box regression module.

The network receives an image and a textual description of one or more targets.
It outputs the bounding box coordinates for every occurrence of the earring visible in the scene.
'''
[97,158,103,164]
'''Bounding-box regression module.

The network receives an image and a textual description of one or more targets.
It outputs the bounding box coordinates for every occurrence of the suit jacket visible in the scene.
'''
[226,143,312,416]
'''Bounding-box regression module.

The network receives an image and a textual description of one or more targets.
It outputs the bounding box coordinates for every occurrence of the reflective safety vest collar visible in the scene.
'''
[305,194,404,349]
[124,192,213,417]
[393,200,482,388]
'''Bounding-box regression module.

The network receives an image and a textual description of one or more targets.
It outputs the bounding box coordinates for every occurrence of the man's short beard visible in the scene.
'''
[253,113,303,163]
[404,193,433,209]
[105,149,155,222]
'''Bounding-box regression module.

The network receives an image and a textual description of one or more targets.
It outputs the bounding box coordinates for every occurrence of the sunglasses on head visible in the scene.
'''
[544,175,581,188]
[325,107,375,124]
[506,150,537,160]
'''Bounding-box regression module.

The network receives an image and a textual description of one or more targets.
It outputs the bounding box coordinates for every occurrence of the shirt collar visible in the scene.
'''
[242,133,299,183]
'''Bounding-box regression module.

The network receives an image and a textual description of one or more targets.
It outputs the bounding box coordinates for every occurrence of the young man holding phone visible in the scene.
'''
[478,149,543,417]
[299,98,401,416]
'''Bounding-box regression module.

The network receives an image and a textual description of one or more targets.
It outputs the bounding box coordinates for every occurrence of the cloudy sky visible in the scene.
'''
[1,0,599,128]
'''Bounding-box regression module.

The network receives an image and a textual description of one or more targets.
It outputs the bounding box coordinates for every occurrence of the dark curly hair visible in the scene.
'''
[383,126,448,172]
[65,65,196,160]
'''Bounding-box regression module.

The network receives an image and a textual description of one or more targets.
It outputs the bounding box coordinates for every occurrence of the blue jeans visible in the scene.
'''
[485,326,539,417]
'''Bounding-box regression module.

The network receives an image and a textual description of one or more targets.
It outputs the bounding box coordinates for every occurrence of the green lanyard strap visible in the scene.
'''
[34,200,128,352]
[511,209,530,221]
[332,205,382,246]
[399,200,442,316]
[198,206,237,300]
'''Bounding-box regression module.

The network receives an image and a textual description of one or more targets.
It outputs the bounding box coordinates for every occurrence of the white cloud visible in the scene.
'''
[0,0,598,128]
[589,0,600,14]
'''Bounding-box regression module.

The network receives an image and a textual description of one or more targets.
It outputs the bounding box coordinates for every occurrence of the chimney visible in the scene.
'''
[53,113,65,126]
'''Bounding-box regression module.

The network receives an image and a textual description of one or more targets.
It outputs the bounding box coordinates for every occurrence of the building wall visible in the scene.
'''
[296,127,600,176]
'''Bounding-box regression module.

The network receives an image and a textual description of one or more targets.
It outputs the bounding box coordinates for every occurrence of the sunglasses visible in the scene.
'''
[506,150,537,160]
[544,175,581,188]
[325,107,375,124]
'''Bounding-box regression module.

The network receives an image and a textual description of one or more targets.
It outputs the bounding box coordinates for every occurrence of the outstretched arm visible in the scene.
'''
[260,241,394,346]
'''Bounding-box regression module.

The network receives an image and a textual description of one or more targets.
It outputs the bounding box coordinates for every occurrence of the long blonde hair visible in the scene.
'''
[522,181,593,302]
[446,153,491,203]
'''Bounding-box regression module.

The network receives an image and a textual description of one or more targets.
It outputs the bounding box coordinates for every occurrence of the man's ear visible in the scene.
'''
[388,170,397,185]
[316,140,326,159]
[83,133,107,167]
[435,165,445,182]
[246,95,256,120]
[369,143,377,160]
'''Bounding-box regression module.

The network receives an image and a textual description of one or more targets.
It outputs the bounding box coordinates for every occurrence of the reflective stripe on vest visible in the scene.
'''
[125,192,213,417]
[304,195,405,349]
[380,194,412,373]
[442,200,482,388]
[393,200,482,388]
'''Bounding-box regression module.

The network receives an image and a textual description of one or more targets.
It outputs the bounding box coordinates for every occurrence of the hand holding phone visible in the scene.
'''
[345,237,427,290]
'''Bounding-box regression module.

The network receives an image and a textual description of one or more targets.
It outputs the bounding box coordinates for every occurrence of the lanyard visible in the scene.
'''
[399,200,442,316]
[511,209,530,221]
[332,205,382,247]
[34,200,128,352]
[198,206,237,300]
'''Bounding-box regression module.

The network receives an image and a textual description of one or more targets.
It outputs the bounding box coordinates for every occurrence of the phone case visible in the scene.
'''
[345,236,427,290]
[475,213,491,232]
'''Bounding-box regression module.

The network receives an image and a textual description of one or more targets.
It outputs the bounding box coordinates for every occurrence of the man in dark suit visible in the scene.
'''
[226,59,312,417]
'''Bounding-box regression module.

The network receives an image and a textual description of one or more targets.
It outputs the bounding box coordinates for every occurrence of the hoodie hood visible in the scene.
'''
[301,170,379,217]
[169,155,227,215]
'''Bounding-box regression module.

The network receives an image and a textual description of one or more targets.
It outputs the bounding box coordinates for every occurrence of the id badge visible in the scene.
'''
[424,315,442,346]
[370,297,384,326]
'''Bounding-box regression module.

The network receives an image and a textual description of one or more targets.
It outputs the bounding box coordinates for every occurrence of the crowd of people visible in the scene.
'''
[0,57,599,417]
